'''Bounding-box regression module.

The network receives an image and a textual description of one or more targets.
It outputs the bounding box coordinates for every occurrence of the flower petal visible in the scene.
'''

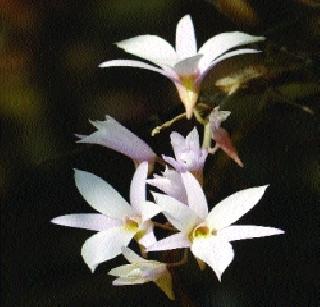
[51,213,121,231]
[219,225,284,241]
[175,15,197,60]
[138,201,162,222]
[191,237,234,281]
[81,226,135,272]
[210,48,260,67]
[181,172,208,219]
[207,185,269,229]
[212,127,243,167]
[116,35,177,67]
[138,225,157,247]
[77,116,156,163]
[147,168,188,204]
[112,276,148,285]
[198,30,264,73]
[108,263,136,277]
[152,192,199,232]
[130,161,148,212]
[121,247,144,264]
[147,233,190,251]
[99,59,164,71]
[174,55,202,76]
[74,169,134,219]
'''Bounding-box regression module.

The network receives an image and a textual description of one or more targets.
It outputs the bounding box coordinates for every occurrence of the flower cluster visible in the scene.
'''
[52,15,284,301]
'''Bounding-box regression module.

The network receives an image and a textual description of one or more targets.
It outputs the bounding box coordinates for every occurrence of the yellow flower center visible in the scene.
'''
[124,218,139,232]
[189,224,217,242]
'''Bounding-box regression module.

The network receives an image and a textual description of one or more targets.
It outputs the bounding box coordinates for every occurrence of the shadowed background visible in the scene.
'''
[2,0,319,306]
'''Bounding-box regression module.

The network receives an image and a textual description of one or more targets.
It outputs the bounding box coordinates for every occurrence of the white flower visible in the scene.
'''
[162,127,208,172]
[76,115,156,164]
[51,162,160,271]
[148,172,284,280]
[100,15,264,118]
[109,247,174,300]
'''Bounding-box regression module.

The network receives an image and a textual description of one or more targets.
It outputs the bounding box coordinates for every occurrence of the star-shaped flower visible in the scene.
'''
[109,247,174,300]
[76,115,156,164]
[52,162,160,271]
[148,172,284,280]
[100,15,264,118]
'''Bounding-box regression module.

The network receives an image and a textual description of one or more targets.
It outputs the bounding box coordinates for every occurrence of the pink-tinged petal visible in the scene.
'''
[174,55,202,76]
[208,107,231,130]
[191,237,234,281]
[139,225,157,248]
[212,127,243,167]
[207,185,269,230]
[198,31,264,74]
[162,154,183,170]
[51,213,121,231]
[152,192,199,232]
[81,226,135,272]
[219,225,284,241]
[77,116,156,163]
[130,162,148,212]
[147,169,188,204]
[181,172,208,219]
[147,233,191,251]
[121,247,144,263]
[116,35,177,67]
[74,169,134,220]
[175,15,197,60]
[138,201,162,222]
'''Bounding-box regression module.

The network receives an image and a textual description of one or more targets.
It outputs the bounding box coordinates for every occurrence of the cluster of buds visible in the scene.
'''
[52,15,284,300]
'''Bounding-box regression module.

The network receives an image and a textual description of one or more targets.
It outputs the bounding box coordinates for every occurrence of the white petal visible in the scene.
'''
[152,192,199,232]
[108,263,135,277]
[219,225,284,241]
[116,35,177,67]
[74,169,134,219]
[181,172,208,219]
[77,116,156,163]
[138,201,162,222]
[112,276,148,285]
[138,225,157,247]
[51,213,121,231]
[207,185,268,229]
[99,59,168,75]
[191,237,234,281]
[175,15,197,60]
[147,169,188,204]
[121,247,144,264]
[130,162,148,212]
[210,48,260,67]
[198,31,264,74]
[81,226,135,271]
[147,233,190,251]
[174,55,202,76]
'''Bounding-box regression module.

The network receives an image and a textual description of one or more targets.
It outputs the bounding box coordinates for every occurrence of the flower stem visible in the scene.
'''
[151,113,186,136]
[153,222,177,232]
[166,249,189,268]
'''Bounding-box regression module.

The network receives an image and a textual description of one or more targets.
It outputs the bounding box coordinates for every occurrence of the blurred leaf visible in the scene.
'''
[206,0,259,26]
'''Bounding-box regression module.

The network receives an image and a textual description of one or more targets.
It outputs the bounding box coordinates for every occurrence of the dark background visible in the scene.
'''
[2,0,320,306]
